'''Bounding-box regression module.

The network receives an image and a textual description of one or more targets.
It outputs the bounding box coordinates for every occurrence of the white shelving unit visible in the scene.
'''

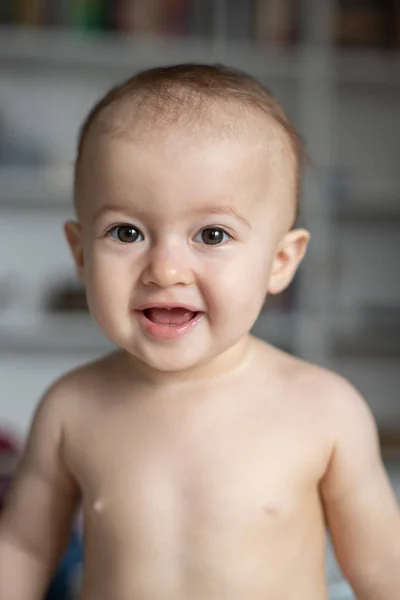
[0,0,399,432]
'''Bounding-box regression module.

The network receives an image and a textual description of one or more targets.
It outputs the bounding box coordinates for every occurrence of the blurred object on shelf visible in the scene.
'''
[163,0,191,36]
[0,109,48,167]
[0,0,302,46]
[334,0,400,49]
[44,0,71,27]
[326,168,400,220]
[254,0,299,45]
[396,0,400,47]
[379,429,400,458]
[115,0,163,34]
[360,303,400,334]
[46,280,88,313]
[0,2,16,24]
[331,304,400,357]
[69,0,109,31]
[18,0,46,27]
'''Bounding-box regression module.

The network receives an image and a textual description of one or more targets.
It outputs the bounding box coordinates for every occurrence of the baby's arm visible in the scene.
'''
[0,384,80,600]
[320,377,400,600]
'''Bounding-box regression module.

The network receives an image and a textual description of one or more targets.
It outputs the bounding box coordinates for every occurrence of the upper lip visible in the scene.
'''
[136,302,202,312]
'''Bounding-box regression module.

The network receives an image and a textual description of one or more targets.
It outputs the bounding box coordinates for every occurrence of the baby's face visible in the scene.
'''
[66,125,308,375]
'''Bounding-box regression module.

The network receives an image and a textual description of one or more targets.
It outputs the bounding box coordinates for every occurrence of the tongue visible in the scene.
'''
[145,308,196,325]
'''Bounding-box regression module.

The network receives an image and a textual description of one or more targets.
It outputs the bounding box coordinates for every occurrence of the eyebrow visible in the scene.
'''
[92,203,252,229]
[92,204,136,225]
[197,205,252,228]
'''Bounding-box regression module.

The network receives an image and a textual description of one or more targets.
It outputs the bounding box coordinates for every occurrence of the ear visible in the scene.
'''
[64,220,85,283]
[268,228,310,295]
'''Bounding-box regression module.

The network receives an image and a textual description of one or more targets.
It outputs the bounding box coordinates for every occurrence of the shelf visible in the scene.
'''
[332,49,400,86]
[0,167,72,212]
[0,26,301,80]
[327,309,400,358]
[0,315,113,355]
[331,335,400,358]
[332,202,400,224]
[0,27,399,87]
[331,342,400,359]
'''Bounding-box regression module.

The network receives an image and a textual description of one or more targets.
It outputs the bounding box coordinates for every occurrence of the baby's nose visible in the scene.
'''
[141,245,194,288]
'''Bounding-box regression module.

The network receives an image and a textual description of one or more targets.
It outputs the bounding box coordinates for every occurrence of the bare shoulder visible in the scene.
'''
[35,350,123,422]
[254,337,376,438]
[291,356,376,439]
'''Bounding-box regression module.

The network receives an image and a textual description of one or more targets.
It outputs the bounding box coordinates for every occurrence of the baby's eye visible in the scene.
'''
[195,227,231,246]
[108,225,144,243]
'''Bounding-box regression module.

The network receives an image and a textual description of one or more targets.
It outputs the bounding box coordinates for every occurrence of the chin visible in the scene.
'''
[137,347,208,373]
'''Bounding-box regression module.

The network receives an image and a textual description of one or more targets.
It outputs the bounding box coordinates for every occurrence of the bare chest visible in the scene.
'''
[68,395,328,539]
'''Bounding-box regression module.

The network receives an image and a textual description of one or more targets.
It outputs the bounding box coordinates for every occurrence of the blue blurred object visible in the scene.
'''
[44,528,83,600]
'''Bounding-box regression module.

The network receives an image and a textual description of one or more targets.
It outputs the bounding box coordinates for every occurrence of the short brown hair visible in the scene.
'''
[74,63,305,224]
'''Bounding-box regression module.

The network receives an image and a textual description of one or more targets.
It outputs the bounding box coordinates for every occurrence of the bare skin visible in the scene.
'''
[75,341,330,600]
[0,338,329,600]
[1,336,399,600]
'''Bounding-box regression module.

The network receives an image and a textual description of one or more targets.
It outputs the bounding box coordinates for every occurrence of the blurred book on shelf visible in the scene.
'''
[379,429,400,457]
[69,0,109,31]
[396,0,400,46]
[0,0,300,46]
[334,0,400,50]
[44,0,70,27]
[0,3,16,24]
[115,0,163,34]
[163,0,191,36]
[2,0,399,49]
[46,280,88,313]
[253,0,299,46]
[17,0,46,27]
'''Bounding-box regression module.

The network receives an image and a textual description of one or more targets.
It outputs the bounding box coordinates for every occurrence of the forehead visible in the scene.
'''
[77,121,296,222]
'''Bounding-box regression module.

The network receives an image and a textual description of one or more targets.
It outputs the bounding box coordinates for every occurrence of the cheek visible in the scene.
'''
[203,247,272,313]
[84,247,133,309]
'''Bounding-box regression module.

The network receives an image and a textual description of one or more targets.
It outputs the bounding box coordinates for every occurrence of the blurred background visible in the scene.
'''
[0,1,399,598]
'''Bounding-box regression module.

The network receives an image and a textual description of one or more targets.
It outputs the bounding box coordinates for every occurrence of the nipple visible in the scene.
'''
[263,503,279,517]
[93,498,106,513]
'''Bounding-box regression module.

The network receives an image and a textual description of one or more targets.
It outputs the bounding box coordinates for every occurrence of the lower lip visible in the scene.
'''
[136,310,203,340]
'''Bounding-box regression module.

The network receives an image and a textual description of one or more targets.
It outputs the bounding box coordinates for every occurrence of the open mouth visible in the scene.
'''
[142,307,199,326]
[136,306,203,340]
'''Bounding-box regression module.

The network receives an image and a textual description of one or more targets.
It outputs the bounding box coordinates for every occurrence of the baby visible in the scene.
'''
[0,63,399,600]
